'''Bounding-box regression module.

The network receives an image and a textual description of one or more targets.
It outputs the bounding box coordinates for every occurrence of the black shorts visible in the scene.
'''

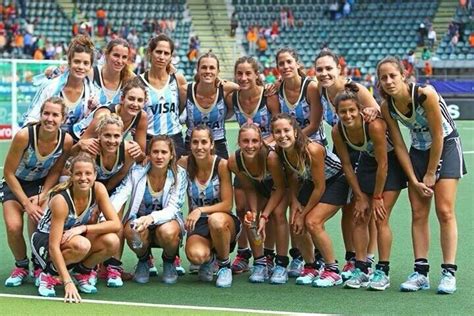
[357,151,408,194]
[410,134,467,181]
[31,231,51,271]
[187,214,242,252]
[185,137,229,159]
[0,177,46,203]
[147,132,186,159]
[298,172,350,207]
[333,145,361,169]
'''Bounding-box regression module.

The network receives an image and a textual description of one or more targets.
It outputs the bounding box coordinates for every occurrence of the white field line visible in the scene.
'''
[0,293,330,316]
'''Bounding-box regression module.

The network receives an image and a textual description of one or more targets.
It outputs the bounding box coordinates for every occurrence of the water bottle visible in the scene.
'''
[249,220,262,246]
[130,220,143,250]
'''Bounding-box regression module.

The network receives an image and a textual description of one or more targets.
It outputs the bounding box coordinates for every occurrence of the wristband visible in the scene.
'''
[260,214,269,222]
[373,195,383,200]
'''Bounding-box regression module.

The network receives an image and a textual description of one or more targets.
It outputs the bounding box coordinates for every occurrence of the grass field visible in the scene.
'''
[0,122,473,315]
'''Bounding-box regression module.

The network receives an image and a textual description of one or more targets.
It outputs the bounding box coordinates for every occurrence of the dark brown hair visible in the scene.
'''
[67,34,95,65]
[234,56,263,86]
[148,135,178,184]
[276,47,306,78]
[188,125,215,180]
[105,38,134,83]
[376,56,407,101]
[194,50,220,83]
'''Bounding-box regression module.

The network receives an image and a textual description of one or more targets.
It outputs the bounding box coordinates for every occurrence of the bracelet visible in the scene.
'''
[63,279,73,286]
[260,214,269,222]
[373,195,383,200]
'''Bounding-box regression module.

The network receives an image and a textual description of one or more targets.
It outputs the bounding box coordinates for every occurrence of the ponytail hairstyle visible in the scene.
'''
[96,113,124,135]
[270,113,311,171]
[234,56,263,86]
[314,48,343,76]
[276,47,306,78]
[40,96,67,119]
[376,55,407,102]
[105,38,134,83]
[120,76,148,106]
[147,33,175,72]
[238,122,269,177]
[194,50,220,83]
[49,153,97,195]
[67,34,95,66]
[188,124,215,180]
[147,135,178,185]
[333,81,362,113]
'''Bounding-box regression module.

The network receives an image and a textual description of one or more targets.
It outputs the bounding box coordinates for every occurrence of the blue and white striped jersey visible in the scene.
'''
[388,83,456,151]
[187,156,221,215]
[140,72,181,136]
[232,90,271,139]
[185,83,227,140]
[93,65,123,105]
[16,124,66,181]
[95,141,125,181]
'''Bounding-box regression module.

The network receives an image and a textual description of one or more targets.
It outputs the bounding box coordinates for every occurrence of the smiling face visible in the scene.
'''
[238,127,262,159]
[337,99,361,128]
[150,40,172,69]
[99,123,122,153]
[277,52,298,80]
[190,129,214,160]
[121,87,145,117]
[197,57,219,84]
[149,140,173,170]
[69,52,92,80]
[315,55,340,88]
[106,44,129,73]
[71,161,96,192]
[235,61,259,91]
[377,62,406,97]
[40,101,64,133]
[272,118,296,149]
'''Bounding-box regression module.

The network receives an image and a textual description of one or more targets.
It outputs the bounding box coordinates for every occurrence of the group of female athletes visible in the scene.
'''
[0,33,466,303]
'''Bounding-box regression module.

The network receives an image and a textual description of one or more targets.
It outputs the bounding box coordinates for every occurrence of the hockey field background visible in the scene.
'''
[0,121,472,315]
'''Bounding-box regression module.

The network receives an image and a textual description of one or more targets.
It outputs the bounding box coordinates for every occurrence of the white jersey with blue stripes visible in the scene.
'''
[38,187,96,233]
[185,83,227,140]
[388,83,456,151]
[95,141,125,181]
[187,156,221,216]
[278,77,326,143]
[233,89,272,139]
[93,65,122,105]
[137,176,164,217]
[320,87,339,127]
[140,72,181,136]
[15,124,66,181]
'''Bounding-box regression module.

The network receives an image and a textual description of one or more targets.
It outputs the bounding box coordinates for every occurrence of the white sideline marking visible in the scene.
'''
[464,151,474,154]
[0,293,327,316]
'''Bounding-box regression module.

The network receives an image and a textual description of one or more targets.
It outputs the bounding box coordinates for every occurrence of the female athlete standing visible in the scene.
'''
[2,97,73,287]
[377,56,466,294]
[179,125,240,288]
[32,153,121,301]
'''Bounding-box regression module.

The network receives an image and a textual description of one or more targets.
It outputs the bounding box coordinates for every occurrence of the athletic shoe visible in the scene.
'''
[72,272,98,294]
[341,260,355,281]
[106,266,123,288]
[198,261,214,282]
[437,269,456,294]
[288,258,304,278]
[89,269,98,286]
[33,267,42,287]
[216,267,232,288]
[231,253,250,274]
[270,265,288,284]
[162,261,178,284]
[312,269,343,287]
[189,263,200,275]
[368,269,390,291]
[174,256,186,276]
[38,272,61,297]
[344,268,370,289]
[5,267,29,287]
[400,272,430,292]
[133,260,150,284]
[296,267,319,285]
[249,265,267,283]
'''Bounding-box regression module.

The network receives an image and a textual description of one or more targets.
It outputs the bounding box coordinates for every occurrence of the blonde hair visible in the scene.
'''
[96,113,124,134]
[49,153,96,195]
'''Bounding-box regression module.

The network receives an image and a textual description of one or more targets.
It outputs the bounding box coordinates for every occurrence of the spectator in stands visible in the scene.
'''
[96,7,106,37]
[246,26,258,55]
[271,20,279,42]
[342,0,351,18]
[33,47,44,60]
[0,30,6,53]
[167,17,176,33]
[421,47,431,61]
[448,31,459,54]
[329,1,339,20]
[423,61,433,79]
[417,23,427,46]
[280,8,288,30]
[23,31,32,55]
[187,36,199,62]
[230,11,238,37]
[469,31,474,48]
[44,41,55,59]
[54,42,64,60]
[142,19,150,33]
[287,9,295,29]
[72,22,79,36]
[427,26,436,50]
[265,71,276,84]
[12,31,23,56]
[257,34,268,57]
[460,0,468,13]
[352,67,361,81]
[338,55,347,75]
[448,21,458,38]
[127,29,139,48]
